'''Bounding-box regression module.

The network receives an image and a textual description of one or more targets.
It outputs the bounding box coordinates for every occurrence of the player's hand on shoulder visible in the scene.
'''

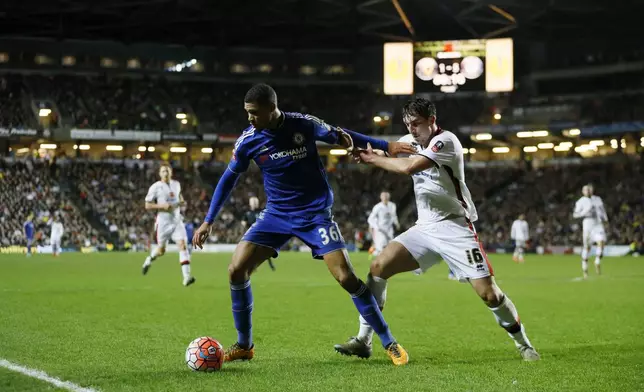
[192,222,213,249]
[388,142,416,156]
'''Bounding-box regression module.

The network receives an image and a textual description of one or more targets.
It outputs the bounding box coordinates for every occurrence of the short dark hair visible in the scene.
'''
[244,84,278,106]
[402,98,437,121]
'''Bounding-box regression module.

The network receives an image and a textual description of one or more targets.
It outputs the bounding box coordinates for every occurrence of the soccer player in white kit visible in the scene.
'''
[335,98,539,361]
[50,215,64,257]
[573,184,608,279]
[142,164,195,286]
[511,214,529,263]
[367,191,399,257]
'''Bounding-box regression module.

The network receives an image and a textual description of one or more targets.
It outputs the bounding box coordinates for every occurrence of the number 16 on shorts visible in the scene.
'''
[466,248,487,271]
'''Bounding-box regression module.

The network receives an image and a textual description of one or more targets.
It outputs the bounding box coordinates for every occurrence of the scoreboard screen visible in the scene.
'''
[384,38,513,95]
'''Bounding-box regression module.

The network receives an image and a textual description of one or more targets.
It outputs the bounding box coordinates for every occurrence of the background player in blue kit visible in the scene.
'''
[193,84,416,366]
[185,219,195,254]
[23,214,35,257]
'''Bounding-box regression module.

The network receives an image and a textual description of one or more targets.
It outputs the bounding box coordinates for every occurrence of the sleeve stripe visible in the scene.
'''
[227,166,241,174]
[234,128,255,150]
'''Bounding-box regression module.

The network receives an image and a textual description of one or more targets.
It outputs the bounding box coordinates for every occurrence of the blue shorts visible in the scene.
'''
[241,208,345,259]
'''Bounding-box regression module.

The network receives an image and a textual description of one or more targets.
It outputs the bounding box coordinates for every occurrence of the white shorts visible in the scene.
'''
[514,239,527,249]
[583,225,606,247]
[393,218,493,282]
[373,230,393,252]
[155,222,188,247]
[51,236,62,248]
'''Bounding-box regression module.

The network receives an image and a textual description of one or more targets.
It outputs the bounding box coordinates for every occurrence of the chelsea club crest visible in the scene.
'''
[293,132,305,145]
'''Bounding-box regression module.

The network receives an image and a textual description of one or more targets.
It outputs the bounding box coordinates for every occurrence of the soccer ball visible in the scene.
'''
[185,336,224,372]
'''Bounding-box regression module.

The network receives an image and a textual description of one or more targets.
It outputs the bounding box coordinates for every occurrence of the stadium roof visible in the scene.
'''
[0,0,641,48]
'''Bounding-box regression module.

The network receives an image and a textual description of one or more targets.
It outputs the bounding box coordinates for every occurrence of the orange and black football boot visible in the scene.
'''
[224,342,255,362]
[385,342,409,366]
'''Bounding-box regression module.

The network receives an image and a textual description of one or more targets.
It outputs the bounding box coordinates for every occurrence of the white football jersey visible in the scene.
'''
[590,195,608,223]
[51,222,64,238]
[368,202,399,234]
[573,195,608,225]
[398,131,477,224]
[511,219,529,241]
[145,179,183,225]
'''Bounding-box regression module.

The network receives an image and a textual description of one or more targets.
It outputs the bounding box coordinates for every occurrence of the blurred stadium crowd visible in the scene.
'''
[0,155,642,254]
[3,73,644,134]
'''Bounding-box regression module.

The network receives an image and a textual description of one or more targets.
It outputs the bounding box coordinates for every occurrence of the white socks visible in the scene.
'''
[595,247,603,266]
[581,247,589,275]
[146,248,163,265]
[180,250,191,279]
[488,295,532,348]
[357,274,388,345]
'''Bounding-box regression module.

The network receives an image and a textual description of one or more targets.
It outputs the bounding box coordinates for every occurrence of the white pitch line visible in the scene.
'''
[0,358,99,392]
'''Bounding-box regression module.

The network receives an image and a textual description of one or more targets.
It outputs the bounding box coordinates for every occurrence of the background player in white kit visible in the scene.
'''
[511,214,529,263]
[368,192,422,274]
[142,164,195,286]
[367,191,399,257]
[335,98,539,361]
[573,184,608,279]
[50,215,64,257]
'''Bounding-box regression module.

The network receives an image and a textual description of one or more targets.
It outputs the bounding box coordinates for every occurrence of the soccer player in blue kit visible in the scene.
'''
[24,214,35,257]
[192,84,416,366]
[184,220,194,254]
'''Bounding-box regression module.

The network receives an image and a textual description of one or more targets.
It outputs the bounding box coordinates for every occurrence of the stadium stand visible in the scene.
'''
[3,153,639,255]
[0,60,642,253]
[4,73,644,136]
[0,158,98,248]
[476,158,644,250]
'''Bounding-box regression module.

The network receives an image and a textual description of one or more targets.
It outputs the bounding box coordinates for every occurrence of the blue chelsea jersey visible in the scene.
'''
[229,112,340,215]
[24,221,35,238]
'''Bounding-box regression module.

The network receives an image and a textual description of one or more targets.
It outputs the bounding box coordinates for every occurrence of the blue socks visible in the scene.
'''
[351,281,395,348]
[230,280,253,348]
[231,279,394,350]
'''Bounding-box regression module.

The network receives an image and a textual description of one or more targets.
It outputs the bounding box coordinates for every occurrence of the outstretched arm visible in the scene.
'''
[342,129,388,151]
[342,128,417,156]
[358,143,434,175]
[204,168,241,224]
[308,115,415,156]
[193,168,241,249]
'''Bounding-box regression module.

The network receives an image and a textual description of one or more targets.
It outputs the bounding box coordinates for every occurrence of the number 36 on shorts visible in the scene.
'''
[318,224,342,245]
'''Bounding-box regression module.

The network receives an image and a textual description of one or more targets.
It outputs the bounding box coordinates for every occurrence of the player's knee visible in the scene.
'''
[369,259,385,278]
[228,262,247,282]
[334,269,360,292]
[157,247,166,256]
[480,288,503,307]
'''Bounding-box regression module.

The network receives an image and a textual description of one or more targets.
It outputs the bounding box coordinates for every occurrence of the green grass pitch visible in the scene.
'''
[1,252,643,392]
